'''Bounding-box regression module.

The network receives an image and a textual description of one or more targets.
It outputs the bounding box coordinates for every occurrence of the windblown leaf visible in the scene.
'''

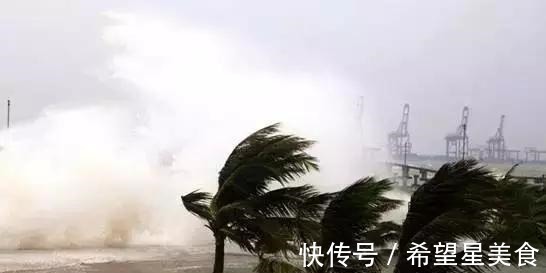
[181,190,212,222]
[322,177,402,248]
[213,124,318,210]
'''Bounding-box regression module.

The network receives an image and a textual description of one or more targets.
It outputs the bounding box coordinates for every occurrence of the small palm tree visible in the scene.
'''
[181,123,320,273]
[255,177,402,273]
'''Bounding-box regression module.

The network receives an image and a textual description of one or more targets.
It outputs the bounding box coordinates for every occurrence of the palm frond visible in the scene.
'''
[484,175,546,247]
[362,221,401,247]
[295,192,335,245]
[501,163,519,180]
[219,123,282,187]
[298,192,334,219]
[321,177,402,248]
[223,217,300,255]
[249,185,321,217]
[213,123,318,210]
[181,190,213,222]
[222,226,259,253]
[215,185,321,227]
[217,184,324,256]
[318,177,401,273]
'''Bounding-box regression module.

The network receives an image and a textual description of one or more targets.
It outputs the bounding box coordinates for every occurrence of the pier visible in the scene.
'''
[386,162,546,190]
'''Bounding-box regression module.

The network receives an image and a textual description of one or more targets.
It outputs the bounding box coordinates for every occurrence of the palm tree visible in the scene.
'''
[181,123,320,273]
[394,159,546,273]
[481,165,546,261]
[255,177,402,273]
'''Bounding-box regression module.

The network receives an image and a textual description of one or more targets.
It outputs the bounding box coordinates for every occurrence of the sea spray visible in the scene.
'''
[0,12,383,249]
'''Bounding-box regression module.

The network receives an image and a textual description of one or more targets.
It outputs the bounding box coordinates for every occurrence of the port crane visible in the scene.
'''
[445,106,469,159]
[388,104,411,159]
[486,115,506,160]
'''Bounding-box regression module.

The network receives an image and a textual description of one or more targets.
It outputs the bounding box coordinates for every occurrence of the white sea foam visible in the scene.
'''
[0,12,381,249]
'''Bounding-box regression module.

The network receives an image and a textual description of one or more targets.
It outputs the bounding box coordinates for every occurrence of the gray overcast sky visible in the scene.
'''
[1,0,546,154]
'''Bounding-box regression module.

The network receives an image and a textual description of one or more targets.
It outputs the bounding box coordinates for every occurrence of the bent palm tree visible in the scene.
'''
[394,159,496,273]
[319,178,402,273]
[481,165,546,262]
[395,160,546,273]
[255,178,402,273]
[181,123,320,273]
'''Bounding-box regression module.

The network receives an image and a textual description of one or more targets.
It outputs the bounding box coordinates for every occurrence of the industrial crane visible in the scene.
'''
[486,115,506,160]
[388,104,411,160]
[445,106,469,159]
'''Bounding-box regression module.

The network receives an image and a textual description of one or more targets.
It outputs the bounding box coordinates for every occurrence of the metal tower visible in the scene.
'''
[388,104,411,159]
[486,115,506,160]
[445,106,469,160]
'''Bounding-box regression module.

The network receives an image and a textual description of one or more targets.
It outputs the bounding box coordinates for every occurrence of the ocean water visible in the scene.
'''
[0,245,255,273]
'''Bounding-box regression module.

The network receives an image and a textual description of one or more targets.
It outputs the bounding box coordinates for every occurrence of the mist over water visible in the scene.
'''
[0,12,383,249]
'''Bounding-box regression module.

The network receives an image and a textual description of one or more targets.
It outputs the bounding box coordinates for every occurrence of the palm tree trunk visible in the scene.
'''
[212,233,225,273]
